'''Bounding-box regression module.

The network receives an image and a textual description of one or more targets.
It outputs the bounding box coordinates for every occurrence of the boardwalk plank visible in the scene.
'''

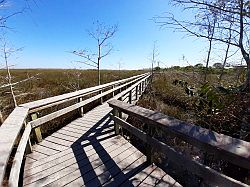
[121,164,157,186]
[32,144,59,156]
[82,149,143,187]
[24,136,123,172]
[38,140,68,152]
[44,136,73,147]
[24,141,131,186]
[26,151,48,160]
[45,142,134,187]
[24,137,126,178]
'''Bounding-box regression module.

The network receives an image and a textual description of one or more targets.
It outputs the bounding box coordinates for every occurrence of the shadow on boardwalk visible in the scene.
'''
[71,113,149,186]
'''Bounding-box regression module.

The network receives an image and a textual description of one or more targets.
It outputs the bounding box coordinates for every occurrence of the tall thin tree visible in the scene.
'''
[72,21,118,85]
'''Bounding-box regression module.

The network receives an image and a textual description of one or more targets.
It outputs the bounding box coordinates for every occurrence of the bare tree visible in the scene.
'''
[72,21,118,85]
[154,0,250,91]
[150,41,159,76]
[1,41,21,107]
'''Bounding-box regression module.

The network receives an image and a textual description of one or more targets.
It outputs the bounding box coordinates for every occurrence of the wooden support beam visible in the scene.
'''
[31,113,42,143]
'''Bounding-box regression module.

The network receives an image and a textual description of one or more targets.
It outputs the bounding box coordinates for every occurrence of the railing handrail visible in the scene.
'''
[108,99,250,186]
[0,106,29,186]
[0,73,151,186]
[20,73,149,111]
[29,74,149,129]
[108,99,250,169]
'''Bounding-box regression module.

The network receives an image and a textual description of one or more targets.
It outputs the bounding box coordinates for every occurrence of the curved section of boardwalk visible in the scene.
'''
[23,103,181,187]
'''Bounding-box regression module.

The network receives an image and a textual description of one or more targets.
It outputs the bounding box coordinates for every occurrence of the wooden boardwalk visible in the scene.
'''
[23,103,181,187]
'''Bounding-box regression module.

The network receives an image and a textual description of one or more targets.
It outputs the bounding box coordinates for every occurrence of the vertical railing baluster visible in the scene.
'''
[135,85,138,100]
[112,85,115,97]
[79,97,84,117]
[113,108,119,134]
[31,113,42,143]
[128,90,132,104]
[24,120,32,153]
[146,124,153,163]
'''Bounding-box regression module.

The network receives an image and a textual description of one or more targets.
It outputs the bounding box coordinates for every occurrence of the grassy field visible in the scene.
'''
[0,69,145,119]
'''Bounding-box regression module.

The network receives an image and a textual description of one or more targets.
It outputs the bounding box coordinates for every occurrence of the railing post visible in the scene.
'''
[78,97,84,117]
[128,90,132,104]
[146,125,153,164]
[135,85,138,100]
[142,81,144,92]
[139,83,142,95]
[112,85,115,97]
[113,108,119,134]
[31,113,43,143]
[100,89,103,104]
[24,121,32,153]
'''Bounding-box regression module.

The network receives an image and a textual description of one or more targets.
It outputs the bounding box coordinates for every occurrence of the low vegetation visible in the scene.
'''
[0,69,144,120]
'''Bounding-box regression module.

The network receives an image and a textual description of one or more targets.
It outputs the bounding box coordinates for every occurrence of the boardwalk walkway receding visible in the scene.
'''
[23,103,180,186]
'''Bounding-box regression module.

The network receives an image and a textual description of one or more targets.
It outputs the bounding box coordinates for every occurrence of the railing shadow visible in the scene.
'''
[71,112,147,186]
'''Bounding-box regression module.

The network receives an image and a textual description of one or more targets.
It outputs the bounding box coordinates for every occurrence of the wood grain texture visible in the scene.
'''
[8,123,32,187]
[0,106,29,185]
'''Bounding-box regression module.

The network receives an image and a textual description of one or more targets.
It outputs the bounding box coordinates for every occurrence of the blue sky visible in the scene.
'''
[3,0,209,70]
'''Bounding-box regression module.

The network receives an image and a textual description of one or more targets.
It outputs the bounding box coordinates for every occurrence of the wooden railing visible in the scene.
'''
[108,99,250,187]
[0,72,151,187]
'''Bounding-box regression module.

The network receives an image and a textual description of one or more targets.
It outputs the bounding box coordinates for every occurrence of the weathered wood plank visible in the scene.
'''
[0,107,29,185]
[26,151,48,160]
[44,136,74,147]
[140,166,181,187]
[38,140,68,152]
[102,154,147,186]
[82,148,142,187]
[108,100,250,170]
[44,142,134,187]
[24,135,124,171]
[32,144,59,156]
[121,164,157,186]
[24,141,131,186]
[8,123,32,187]
[25,157,37,165]
[155,174,183,187]
[24,137,123,179]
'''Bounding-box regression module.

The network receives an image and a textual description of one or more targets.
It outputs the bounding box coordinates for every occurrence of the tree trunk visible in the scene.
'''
[246,62,250,92]
[0,110,3,125]
[98,43,101,86]
[204,39,212,82]
[98,62,100,85]
[4,46,17,107]
[219,42,230,83]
